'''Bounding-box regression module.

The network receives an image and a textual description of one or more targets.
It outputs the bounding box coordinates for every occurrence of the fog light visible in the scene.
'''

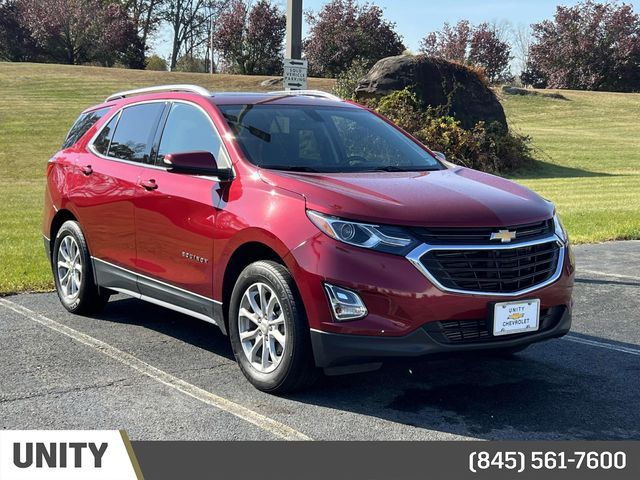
[324,283,368,321]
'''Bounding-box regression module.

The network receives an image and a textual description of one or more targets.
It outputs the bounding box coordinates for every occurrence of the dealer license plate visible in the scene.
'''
[493,299,540,336]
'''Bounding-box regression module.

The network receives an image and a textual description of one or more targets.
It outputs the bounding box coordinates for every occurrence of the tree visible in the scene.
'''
[18,0,136,66]
[0,0,39,61]
[420,20,470,63]
[469,23,511,83]
[527,0,640,91]
[124,0,165,53]
[162,0,208,70]
[212,0,285,75]
[420,20,511,83]
[512,23,532,76]
[304,0,405,77]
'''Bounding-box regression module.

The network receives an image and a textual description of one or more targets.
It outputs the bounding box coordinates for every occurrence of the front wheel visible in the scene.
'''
[229,261,318,393]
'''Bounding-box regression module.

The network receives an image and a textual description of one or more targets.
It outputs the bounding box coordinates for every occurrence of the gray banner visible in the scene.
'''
[132,441,640,480]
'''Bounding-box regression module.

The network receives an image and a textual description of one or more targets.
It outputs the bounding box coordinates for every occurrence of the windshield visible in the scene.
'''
[218,104,442,173]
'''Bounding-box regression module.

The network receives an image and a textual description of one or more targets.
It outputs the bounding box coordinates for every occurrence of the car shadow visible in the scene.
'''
[97,296,640,440]
[96,295,234,361]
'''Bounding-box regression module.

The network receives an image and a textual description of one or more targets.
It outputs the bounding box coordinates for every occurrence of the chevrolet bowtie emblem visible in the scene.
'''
[490,229,517,243]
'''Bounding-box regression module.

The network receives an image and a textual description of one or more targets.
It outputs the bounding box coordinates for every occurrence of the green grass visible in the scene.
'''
[0,62,638,293]
[501,89,640,244]
[0,62,334,293]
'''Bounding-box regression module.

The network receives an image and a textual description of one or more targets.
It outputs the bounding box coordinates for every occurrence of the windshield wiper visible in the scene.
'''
[222,112,271,142]
[260,165,322,173]
[365,165,441,172]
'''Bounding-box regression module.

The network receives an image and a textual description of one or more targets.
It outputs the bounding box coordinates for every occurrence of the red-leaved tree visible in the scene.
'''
[304,0,405,77]
[420,20,470,64]
[18,0,136,66]
[213,0,285,75]
[526,0,640,91]
[469,23,511,83]
[420,20,511,83]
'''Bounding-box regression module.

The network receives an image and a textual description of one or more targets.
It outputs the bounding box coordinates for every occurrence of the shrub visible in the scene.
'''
[365,88,533,174]
[174,55,206,73]
[332,58,371,100]
[146,54,167,71]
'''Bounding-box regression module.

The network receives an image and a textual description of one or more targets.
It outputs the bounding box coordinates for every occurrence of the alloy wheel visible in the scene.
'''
[237,282,286,373]
[57,235,82,300]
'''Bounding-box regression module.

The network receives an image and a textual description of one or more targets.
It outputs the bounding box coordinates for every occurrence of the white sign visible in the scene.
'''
[283,58,308,91]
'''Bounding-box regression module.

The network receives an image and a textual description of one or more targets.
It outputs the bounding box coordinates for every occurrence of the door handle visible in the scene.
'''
[81,165,93,176]
[140,179,158,191]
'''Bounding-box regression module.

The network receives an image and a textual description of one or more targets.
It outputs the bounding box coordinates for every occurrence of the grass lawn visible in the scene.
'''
[502,89,640,245]
[0,62,638,293]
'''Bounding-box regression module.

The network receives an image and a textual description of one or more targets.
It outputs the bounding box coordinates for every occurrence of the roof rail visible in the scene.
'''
[105,84,211,102]
[266,90,342,101]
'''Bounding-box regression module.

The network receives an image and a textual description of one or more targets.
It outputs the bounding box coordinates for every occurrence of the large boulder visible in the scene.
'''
[355,55,507,130]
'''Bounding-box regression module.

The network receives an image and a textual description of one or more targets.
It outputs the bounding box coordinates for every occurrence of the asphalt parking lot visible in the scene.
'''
[1,241,639,441]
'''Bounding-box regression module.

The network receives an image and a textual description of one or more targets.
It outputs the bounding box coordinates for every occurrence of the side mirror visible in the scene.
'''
[163,151,232,181]
[432,151,447,162]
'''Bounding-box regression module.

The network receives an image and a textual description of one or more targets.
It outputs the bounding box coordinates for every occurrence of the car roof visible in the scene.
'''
[210,91,355,107]
[93,85,360,110]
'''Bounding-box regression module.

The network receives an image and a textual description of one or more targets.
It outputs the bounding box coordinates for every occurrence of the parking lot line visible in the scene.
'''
[563,335,640,356]
[0,298,312,441]
[578,269,640,282]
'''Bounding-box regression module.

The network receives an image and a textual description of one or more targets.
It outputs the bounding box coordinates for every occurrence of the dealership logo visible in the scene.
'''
[13,442,108,468]
[490,229,516,243]
[0,430,141,479]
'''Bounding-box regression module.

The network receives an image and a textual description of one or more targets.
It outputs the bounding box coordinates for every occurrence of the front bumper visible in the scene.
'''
[311,305,572,373]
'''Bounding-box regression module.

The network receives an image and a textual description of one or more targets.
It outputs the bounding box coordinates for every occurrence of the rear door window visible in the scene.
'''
[62,107,110,149]
[107,103,165,163]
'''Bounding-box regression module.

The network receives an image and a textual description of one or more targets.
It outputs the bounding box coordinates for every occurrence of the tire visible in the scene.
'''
[52,220,109,315]
[229,261,318,393]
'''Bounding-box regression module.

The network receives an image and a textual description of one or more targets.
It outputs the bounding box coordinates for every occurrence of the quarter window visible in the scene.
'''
[157,103,226,165]
[106,103,165,163]
[63,107,110,149]
[93,113,119,156]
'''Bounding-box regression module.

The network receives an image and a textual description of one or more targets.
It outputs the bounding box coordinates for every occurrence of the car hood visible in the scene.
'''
[259,167,554,227]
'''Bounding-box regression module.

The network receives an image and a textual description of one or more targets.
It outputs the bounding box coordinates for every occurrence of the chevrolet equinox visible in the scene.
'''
[43,85,575,392]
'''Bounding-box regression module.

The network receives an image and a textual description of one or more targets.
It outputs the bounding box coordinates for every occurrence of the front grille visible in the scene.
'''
[419,241,561,293]
[440,318,491,343]
[431,306,564,344]
[411,219,553,245]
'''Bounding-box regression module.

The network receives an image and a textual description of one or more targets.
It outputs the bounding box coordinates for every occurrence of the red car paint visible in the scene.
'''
[43,90,574,360]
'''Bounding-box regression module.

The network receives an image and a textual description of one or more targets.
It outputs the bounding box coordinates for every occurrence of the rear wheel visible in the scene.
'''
[229,261,318,393]
[52,220,109,315]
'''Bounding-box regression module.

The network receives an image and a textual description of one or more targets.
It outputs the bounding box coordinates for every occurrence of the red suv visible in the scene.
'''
[43,85,574,392]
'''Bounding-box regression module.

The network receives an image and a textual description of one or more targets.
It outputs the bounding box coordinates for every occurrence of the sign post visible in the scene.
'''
[283,58,308,90]
[285,0,303,60]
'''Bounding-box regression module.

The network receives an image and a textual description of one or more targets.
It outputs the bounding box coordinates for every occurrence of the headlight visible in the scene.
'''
[553,212,568,244]
[306,210,418,255]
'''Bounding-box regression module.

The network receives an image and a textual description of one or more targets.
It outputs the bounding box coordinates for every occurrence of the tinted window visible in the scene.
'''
[157,103,225,165]
[107,103,165,163]
[219,105,441,173]
[93,113,120,156]
[63,107,110,149]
